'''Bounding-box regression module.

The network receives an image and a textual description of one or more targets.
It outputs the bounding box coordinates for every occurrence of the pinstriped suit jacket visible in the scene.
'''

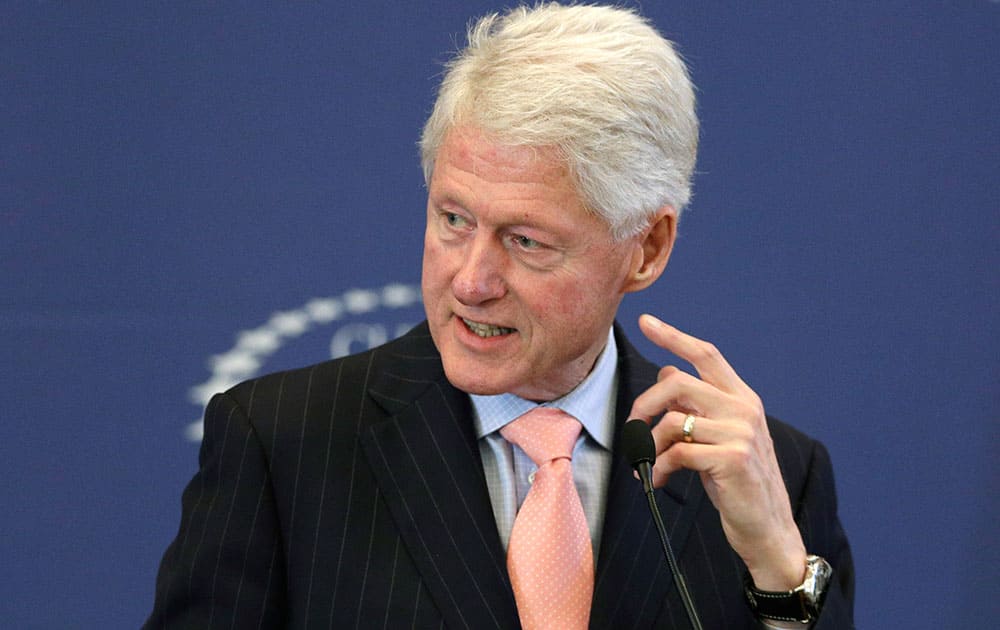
[146,322,854,629]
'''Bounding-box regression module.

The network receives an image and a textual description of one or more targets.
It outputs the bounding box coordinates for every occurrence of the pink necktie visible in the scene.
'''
[501,407,594,630]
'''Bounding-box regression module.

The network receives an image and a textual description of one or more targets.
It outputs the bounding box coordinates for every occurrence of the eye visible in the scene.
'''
[511,234,541,250]
[445,212,465,226]
[507,233,563,269]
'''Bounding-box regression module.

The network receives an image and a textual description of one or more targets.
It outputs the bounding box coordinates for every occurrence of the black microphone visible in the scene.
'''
[621,418,656,492]
[621,419,703,630]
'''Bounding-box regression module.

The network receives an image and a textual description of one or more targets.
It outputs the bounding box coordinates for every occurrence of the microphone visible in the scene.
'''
[621,419,703,630]
[621,418,656,492]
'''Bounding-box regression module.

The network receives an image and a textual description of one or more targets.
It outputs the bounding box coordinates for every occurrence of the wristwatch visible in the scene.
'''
[744,554,832,623]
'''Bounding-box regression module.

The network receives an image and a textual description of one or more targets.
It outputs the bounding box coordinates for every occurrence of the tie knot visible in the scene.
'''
[500,407,582,467]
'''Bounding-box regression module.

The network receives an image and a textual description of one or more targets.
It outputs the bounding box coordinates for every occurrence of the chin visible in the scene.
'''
[441,364,509,396]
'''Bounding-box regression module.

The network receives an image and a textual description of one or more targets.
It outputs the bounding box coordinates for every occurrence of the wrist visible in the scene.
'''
[744,554,833,624]
[746,540,807,591]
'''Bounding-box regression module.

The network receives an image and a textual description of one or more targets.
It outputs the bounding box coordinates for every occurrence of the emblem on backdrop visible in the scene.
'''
[185,283,422,441]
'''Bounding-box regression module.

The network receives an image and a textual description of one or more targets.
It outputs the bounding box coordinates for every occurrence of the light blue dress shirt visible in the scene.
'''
[471,328,619,559]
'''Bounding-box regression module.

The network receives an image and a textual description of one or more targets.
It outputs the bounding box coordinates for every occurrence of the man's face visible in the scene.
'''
[422,126,647,401]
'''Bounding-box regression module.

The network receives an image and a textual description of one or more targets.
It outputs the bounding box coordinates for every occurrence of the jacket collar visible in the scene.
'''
[361,322,705,629]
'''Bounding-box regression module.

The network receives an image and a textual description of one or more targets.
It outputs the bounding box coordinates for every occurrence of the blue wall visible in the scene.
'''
[2,2,997,627]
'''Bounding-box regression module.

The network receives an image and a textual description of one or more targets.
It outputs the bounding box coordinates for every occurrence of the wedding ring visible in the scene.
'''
[682,414,697,443]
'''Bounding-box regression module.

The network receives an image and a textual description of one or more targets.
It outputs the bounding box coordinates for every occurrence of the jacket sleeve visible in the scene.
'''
[794,439,855,630]
[144,392,287,629]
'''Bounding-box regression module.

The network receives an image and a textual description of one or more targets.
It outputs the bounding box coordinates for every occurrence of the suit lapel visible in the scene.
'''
[357,324,706,629]
[359,327,519,629]
[590,328,706,629]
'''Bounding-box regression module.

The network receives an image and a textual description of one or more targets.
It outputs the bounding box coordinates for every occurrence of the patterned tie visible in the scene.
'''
[501,407,594,630]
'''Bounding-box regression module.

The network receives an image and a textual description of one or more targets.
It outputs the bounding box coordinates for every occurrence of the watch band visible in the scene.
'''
[743,554,832,623]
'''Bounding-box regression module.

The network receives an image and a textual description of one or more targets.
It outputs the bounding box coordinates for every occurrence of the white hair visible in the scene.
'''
[420,2,698,240]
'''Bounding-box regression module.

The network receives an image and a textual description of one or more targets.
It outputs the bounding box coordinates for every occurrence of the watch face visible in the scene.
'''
[802,555,833,609]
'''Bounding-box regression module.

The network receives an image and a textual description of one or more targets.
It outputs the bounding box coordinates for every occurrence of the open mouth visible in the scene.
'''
[461,317,515,338]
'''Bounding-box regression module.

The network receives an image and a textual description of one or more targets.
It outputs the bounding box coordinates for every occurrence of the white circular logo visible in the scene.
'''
[185,283,422,441]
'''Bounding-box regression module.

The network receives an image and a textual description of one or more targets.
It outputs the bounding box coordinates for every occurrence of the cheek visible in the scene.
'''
[530,280,590,326]
[422,225,438,260]
[534,267,623,331]
[421,235,446,282]
[421,237,447,304]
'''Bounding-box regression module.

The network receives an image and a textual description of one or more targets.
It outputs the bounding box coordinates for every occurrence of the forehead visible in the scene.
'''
[433,126,573,191]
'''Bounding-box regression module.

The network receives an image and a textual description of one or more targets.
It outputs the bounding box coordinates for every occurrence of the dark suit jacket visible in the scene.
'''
[146,322,854,629]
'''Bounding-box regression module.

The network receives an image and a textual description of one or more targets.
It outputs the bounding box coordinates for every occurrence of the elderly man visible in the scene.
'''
[147,4,853,629]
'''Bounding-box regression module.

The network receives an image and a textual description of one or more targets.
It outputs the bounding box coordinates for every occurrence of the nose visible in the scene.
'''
[451,236,507,305]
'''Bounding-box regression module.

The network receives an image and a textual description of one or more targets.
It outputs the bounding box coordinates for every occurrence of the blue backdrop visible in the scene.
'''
[2,2,997,627]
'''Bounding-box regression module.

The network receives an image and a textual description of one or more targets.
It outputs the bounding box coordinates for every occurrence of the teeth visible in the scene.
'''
[462,318,514,338]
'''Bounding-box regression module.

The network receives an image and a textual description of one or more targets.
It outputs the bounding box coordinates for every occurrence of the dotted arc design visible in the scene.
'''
[184,283,421,441]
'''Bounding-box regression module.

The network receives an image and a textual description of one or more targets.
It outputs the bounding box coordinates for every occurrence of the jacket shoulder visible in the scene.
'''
[211,322,442,441]
[224,321,439,400]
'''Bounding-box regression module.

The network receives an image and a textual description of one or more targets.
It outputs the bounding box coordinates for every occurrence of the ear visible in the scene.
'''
[622,205,677,294]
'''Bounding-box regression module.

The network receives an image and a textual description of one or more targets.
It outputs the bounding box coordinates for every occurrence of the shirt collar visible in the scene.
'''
[470,328,618,451]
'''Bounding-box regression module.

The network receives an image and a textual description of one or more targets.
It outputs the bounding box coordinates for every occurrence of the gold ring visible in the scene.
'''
[682,414,697,443]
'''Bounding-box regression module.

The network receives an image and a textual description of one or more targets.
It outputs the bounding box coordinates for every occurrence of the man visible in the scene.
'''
[146,4,853,629]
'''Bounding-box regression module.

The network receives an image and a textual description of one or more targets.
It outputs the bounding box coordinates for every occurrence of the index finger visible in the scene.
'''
[638,313,749,395]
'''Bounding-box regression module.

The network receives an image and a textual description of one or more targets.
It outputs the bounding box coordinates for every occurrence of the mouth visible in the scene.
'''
[461,317,516,338]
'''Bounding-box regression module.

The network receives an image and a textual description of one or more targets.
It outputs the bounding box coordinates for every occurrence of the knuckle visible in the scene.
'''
[732,422,755,443]
[657,365,680,381]
[694,340,720,361]
[728,442,754,468]
[734,395,765,423]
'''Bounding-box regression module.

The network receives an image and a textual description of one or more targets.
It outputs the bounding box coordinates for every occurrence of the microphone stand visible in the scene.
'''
[624,420,703,630]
